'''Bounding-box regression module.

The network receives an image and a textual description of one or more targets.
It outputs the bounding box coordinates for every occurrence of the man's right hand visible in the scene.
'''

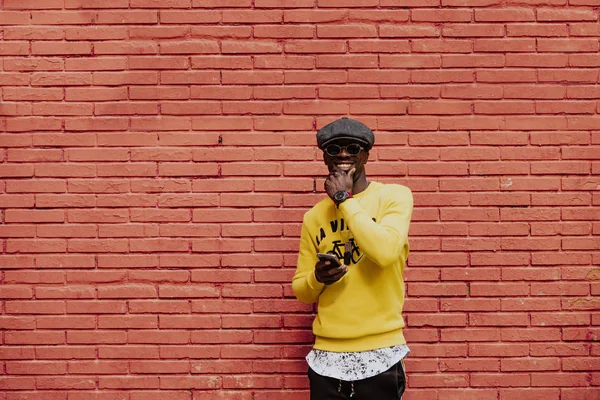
[315,259,347,285]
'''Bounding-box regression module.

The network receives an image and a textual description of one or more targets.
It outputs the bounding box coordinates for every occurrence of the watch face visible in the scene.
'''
[334,190,347,202]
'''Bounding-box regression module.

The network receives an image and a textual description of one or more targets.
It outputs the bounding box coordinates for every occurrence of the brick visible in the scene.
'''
[440,359,500,373]
[317,24,377,38]
[7,117,63,132]
[129,56,189,70]
[66,87,127,101]
[67,361,129,376]
[132,116,192,131]
[380,25,439,39]
[475,38,536,52]
[383,0,439,4]
[36,285,95,299]
[477,69,536,83]
[32,41,92,55]
[531,222,591,236]
[346,70,410,84]
[37,255,96,269]
[160,10,219,23]
[130,86,189,100]
[66,271,127,283]
[445,23,505,37]
[0,41,29,55]
[285,41,345,57]
[95,41,159,55]
[0,101,32,115]
[64,0,127,7]
[131,361,191,375]
[36,316,95,329]
[540,69,598,83]
[470,313,529,326]
[440,297,502,311]
[191,26,251,39]
[570,54,600,67]
[538,8,597,21]
[349,40,411,55]
[502,358,560,372]
[532,312,590,326]
[317,54,378,69]
[5,26,65,40]
[412,9,472,22]
[99,376,159,389]
[16,1,74,12]
[254,25,314,39]
[471,373,530,387]
[94,10,157,24]
[97,346,158,361]
[475,8,535,22]
[414,70,475,84]
[501,328,561,342]
[193,55,251,70]
[0,256,34,270]
[93,71,158,86]
[127,271,187,284]
[570,23,600,37]
[531,161,590,175]
[5,331,65,345]
[477,99,533,115]
[442,84,502,99]
[413,39,473,53]
[540,39,599,53]
[408,373,469,387]
[191,117,253,131]
[443,54,504,68]
[221,41,282,55]
[0,11,31,24]
[5,271,64,284]
[507,23,568,37]
[561,388,600,400]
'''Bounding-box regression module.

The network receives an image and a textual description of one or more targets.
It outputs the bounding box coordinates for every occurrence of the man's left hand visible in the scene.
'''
[325,168,355,200]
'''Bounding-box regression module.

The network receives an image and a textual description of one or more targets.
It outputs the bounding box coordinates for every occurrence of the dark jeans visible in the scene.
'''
[308,359,406,400]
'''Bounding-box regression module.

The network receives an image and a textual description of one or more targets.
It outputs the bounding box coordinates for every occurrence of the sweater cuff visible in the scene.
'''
[307,270,326,293]
[338,197,361,219]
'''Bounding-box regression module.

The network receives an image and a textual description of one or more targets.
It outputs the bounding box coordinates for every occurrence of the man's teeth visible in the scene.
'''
[337,163,352,168]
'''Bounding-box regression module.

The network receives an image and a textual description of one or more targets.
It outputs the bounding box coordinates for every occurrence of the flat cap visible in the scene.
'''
[316,117,375,151]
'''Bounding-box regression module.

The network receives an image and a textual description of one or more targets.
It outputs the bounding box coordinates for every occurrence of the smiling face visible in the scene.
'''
[323,138,369,175]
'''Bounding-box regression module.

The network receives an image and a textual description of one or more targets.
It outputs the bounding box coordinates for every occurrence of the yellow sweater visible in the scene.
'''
[292,182,413,352]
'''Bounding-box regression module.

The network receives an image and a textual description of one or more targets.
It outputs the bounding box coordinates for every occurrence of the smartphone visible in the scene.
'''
[317,252,341,267]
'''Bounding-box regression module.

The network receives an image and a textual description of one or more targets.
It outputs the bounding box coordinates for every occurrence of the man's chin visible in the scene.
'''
[330,165,355,173]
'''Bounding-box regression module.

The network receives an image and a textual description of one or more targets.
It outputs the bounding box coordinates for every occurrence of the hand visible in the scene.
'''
[325,168,355,200]
[315,259,347,285]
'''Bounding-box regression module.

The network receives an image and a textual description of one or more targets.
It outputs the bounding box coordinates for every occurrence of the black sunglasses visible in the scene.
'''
[324,143,364,157]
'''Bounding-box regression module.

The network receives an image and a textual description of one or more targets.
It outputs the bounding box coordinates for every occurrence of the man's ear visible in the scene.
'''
[363,151,370,164]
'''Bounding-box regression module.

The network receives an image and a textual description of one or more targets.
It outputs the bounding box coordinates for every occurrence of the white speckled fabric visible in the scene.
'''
[306,345,410,381]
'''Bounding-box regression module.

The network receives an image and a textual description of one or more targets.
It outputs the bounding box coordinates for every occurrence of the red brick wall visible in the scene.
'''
[1,1,599,399]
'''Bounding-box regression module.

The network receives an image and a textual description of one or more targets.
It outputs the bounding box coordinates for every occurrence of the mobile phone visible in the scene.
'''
[317,253,341,267]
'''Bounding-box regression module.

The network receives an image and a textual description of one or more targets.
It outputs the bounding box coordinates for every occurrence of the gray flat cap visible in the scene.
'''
[316,117,375,151]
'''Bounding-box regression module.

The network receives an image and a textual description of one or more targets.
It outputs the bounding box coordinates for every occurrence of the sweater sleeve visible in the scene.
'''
[339,185,413,269]
[292,216,325,304]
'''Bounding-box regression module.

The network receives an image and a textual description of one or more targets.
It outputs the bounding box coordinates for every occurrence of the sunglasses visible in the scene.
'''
[324,143,364,157]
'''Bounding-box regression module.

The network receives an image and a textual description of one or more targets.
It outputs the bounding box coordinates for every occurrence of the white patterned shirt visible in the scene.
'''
[306,345,410,381]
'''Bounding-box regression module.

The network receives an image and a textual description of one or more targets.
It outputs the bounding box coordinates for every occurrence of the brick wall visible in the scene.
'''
[1,0,599,399]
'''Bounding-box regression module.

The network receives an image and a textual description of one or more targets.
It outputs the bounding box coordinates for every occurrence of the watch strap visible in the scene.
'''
[334,190,353,207]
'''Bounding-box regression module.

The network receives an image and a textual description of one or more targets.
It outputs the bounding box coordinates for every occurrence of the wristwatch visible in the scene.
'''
[333,190,352,207]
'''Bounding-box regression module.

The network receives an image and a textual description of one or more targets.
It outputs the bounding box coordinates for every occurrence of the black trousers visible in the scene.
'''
[308,359,406,400]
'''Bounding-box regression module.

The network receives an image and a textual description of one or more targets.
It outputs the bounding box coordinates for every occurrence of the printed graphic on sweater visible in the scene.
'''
[315,217,377,265]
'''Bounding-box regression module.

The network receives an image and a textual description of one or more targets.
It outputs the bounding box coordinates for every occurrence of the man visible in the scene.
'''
[292,117,413,399]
